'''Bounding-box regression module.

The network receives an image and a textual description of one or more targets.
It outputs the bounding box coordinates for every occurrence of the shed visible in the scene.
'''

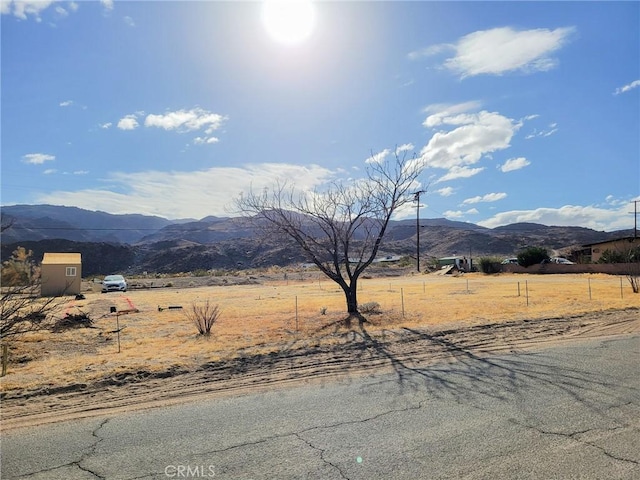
[41,252,82,297]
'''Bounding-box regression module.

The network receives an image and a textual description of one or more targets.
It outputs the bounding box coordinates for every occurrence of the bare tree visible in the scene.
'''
[623,246,640,293]
[1,247,62,341]
[236,151,425,320]
[598,244,640,293]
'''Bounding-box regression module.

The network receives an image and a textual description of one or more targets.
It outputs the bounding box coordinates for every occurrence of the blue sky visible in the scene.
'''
[2,1,639,231]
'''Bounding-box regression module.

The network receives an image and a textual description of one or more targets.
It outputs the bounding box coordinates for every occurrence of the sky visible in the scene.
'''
[1,0,639,231]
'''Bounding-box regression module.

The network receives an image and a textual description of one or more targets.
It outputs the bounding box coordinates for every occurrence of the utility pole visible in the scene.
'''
[632,200,639,239]
[413,190,426,272]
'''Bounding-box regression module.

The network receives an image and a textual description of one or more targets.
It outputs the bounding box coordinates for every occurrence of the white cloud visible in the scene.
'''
[193,136,219,145]
[37,163,338,219]
[123,15,134,27]
[117,114,139,130]
[59,100,73,107]
[73,170,89,175]
[2,0,80,21]
[100,0,113,12]
[395,143,415,154]
[499,157,530,172]
[100,122,112,129]
[432,26,575,78]
[477,202,637,232]
[444,208,479,218]
[436,186,455,197]
[614,79,640,95]
[43,168,57,175]
[462,192,507,204]
[604,195,628,207]
[22,153,55,164]
[366,148,390,164]
[525,124,558,140]
[422,101,483,128]
[420,107,521,170]
[144,108,226,135]
[522,114,540,122]
[2,0,55,20]
[407,43,453,61]
[436,166,485,183]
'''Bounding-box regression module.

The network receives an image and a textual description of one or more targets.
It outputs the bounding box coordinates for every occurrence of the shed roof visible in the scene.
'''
[42,252,82,264]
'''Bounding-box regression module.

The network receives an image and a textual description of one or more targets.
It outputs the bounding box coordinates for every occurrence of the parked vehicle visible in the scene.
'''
[102,274,127,293]
[501,258,519,265]
[550,257,575,265]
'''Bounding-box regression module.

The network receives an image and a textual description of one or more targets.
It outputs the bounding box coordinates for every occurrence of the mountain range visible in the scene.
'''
[0,204,630,276]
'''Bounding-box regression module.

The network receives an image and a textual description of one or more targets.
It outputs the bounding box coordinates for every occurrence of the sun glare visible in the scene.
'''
[261,1,316,46]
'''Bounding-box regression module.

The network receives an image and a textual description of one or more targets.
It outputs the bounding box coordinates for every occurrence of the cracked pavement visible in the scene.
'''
[2,335,639,479]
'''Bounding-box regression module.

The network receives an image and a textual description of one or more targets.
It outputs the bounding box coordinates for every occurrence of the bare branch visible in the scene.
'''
[235,148,426,315]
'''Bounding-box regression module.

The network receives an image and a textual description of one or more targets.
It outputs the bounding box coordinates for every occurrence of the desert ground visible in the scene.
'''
[1,267,639,430]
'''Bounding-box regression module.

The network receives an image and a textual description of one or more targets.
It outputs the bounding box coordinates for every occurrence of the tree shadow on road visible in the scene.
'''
[352,322,632,414]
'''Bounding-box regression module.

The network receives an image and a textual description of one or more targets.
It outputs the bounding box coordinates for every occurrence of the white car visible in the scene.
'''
[102,275,127,293]
[501,258,519,265]
[550,257,575,265]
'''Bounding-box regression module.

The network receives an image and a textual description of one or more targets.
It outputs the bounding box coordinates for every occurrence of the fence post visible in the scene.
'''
[401,288,405,318]
[525,280,529,306]
[295,295,299,332]
[1,344,8,377]
[116,312,121,353]
[588,278,592,300]
[517,282,521,297]
[621,277,624,299]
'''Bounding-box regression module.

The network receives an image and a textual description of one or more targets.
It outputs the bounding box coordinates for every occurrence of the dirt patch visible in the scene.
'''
[1,307,638,430]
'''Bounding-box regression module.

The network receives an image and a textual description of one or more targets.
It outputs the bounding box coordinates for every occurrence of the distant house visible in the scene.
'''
[581,236,640,263]
[41,252,82,297]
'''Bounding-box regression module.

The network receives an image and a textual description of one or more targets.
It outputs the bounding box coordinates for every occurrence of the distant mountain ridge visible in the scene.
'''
[1,204,173,244]
[1,204,631,275]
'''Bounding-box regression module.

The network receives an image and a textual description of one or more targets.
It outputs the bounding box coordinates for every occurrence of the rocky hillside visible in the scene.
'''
[0,204,630,275]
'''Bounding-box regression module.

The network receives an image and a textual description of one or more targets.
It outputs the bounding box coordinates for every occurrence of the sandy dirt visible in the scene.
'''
[2,306,638,431]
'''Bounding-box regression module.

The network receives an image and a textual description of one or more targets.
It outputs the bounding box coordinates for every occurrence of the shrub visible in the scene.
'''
[184,300,221,336]
[517,247,550,267]
[398,256,413,267]
[191,269,210,277]
[598,247,640,264]
[359,301,381,314]
[478,257,503,274]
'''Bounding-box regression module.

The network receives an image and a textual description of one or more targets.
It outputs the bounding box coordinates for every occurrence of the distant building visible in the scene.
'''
[581,236,640,263]
[41,252,82,296]
[437,256,471,270]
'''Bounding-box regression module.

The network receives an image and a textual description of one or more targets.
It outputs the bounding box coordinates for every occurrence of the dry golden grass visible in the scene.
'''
[1,272,638,392]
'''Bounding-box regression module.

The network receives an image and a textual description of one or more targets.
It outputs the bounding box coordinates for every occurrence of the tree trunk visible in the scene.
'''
[343,282,358,314]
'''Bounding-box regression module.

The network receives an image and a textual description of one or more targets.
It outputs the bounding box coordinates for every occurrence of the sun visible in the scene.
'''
[261,1,316,46]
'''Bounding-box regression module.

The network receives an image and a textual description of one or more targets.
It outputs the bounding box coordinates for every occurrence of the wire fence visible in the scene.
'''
[208,273,640,334]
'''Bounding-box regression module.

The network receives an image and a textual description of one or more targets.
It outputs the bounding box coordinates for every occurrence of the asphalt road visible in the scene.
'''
[2,335,639,480]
